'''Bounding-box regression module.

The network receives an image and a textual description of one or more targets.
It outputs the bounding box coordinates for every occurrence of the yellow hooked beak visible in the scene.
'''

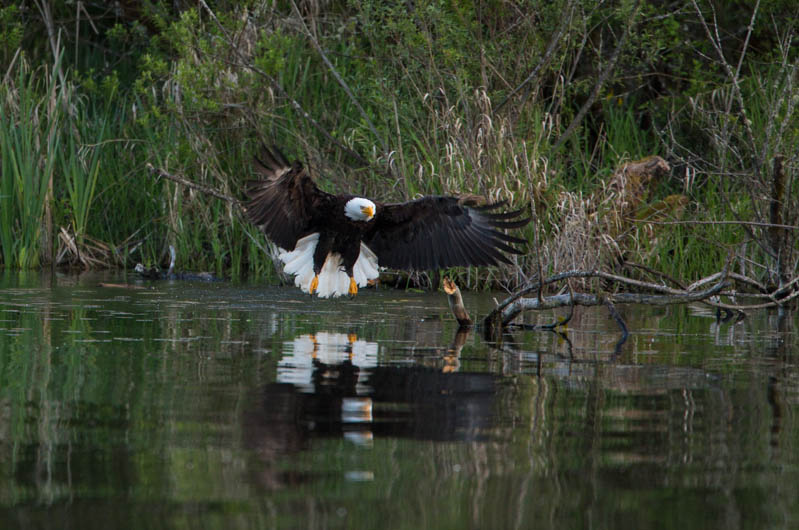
[361,205,375,220]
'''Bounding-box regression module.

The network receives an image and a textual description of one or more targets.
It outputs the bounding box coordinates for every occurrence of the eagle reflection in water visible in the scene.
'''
[241,331,497,489]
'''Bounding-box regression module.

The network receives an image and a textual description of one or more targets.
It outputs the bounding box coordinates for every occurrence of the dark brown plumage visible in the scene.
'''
[244,146,529,297]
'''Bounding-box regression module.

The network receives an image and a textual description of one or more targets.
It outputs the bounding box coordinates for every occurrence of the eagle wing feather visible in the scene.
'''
[244,146,334,250]
[366,196,529,271]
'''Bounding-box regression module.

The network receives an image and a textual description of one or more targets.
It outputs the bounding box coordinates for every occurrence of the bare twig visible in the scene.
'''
[553,0,641,150]
[707,280,799,311]
[622,261,687,290]
[685,271,766,293]
[627,218,799,231]
[196,0,379,172]
[689,0,759,153]
[758,29,795,166]
[146,163,240,205]
[494,0,575,116]
[289,0,388,155]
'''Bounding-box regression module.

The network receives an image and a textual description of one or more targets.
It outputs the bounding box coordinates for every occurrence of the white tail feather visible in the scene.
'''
[277,233,380,297]
[279,233,318,292]
[353,243,379,285]
[315,253,344,298]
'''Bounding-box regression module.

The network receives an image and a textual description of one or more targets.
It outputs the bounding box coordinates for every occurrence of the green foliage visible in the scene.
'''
[255,29,294,77]
[1,0,796,289]
[0,4,23,65]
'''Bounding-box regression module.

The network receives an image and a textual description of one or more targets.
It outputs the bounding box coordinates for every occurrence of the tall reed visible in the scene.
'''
[0,54,63,268]
[58,109,107,247]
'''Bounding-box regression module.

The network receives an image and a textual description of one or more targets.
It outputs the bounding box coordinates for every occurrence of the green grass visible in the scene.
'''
[59,108,106,248]
[0,55,62,268]
[0,2,795,293]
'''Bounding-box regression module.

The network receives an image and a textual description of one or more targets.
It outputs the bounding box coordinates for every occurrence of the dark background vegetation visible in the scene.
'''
[1,0,797,293]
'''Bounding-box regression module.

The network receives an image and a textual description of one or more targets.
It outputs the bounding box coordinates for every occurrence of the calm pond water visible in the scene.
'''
[0,271,798,529]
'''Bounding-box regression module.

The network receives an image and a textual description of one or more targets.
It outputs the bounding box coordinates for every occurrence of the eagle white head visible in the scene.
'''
[344,197,376,222]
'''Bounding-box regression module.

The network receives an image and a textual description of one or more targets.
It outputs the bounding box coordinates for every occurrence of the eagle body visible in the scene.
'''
[245,147,529,298]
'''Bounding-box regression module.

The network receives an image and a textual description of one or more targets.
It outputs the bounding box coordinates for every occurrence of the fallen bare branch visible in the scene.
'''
[497,276,729,326]
[507,287,576,331]
[495,267,715,316]
[685,271,767,292]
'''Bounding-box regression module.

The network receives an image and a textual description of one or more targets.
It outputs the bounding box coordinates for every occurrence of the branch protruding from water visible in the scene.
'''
[485,265,735,332]
[442,277,472,328]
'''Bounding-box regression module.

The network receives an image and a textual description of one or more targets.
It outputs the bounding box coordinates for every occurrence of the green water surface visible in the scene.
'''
[0,272,797,529]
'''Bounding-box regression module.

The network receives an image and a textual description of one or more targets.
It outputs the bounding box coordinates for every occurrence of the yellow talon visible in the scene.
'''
[348,277,358,297]
[309,275,319,295]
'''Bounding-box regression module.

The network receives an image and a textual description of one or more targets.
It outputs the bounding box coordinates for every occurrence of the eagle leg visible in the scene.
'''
[309,275,319,295]
[348,277,358,297]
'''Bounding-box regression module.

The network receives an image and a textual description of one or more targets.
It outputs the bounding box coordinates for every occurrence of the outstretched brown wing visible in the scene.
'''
[365,196,529,270]
[244,146,334,250]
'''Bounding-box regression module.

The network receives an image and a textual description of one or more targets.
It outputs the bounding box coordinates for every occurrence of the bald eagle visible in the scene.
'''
[245,147,530,298]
